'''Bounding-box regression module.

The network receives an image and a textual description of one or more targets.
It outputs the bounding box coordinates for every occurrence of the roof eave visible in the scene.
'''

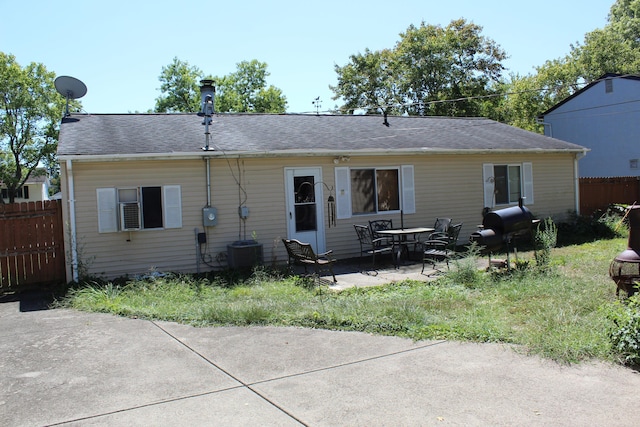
[58,147,588,162]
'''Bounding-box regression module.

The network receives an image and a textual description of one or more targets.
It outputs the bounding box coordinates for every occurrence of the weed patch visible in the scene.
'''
[56,239,633,365]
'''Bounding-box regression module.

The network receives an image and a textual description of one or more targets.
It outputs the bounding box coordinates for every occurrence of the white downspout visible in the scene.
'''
[574,150,587,215]
[66,159,79,282]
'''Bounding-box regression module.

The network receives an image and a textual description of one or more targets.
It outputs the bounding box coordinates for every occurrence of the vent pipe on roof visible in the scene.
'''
[198,79,216,151]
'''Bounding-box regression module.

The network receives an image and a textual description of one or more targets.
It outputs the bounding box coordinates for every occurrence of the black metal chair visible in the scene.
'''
[369,219,393,236]
[369,219,395,246]
[432,217,452,235]
[354,224,393,267]
[421,222,463,273]
[282,238,337,282]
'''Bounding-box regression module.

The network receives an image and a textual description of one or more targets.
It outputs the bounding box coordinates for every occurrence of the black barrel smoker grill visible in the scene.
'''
[470,199,536,268]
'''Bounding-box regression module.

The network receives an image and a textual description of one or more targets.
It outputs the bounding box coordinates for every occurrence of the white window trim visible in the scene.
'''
[483,162,533,209]
[96,185,182,233]
[335,165,415,219]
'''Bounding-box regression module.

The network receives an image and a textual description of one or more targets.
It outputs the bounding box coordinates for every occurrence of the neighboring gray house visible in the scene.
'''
[57,113,586,281]
[539,73,640,178]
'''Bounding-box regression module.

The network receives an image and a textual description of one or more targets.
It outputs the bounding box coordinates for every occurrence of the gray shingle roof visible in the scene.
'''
[58,113,586,158]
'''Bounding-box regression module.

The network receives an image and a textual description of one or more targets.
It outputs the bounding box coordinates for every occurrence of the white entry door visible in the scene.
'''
[285,167,326,253]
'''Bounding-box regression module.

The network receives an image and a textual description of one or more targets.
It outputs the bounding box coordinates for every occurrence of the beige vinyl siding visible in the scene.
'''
[318,153,577,260]
[67,160,207,278]
[61,152,577,280]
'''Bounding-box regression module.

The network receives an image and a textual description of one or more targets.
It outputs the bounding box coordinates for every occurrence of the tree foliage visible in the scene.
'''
[155,58,287,114]
[214,59,287,113]
[493,0,640,131]
[0,52,66,203]
[331,19,507,116]
[154,57,202,113]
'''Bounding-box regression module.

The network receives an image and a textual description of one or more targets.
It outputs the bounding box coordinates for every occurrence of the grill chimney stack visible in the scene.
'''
[198,79,216,151]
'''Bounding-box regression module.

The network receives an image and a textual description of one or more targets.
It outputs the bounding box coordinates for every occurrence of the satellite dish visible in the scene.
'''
[54,76,87,117]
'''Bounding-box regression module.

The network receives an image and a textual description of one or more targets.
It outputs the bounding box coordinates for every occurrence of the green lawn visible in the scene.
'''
[56,237,633,365]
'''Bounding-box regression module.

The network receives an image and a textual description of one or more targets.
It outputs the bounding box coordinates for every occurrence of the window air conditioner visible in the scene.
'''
[120,202,141,230]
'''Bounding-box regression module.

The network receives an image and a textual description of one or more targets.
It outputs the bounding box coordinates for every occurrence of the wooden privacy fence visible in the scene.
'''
[580,176,640,216]
[0,200,65,291]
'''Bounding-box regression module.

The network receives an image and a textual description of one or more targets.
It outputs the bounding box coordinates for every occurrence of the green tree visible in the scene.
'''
[331,19,507,117]
[155,58,287,114]
[0,52,65,203]
[331,48,403,115]
[486,0,640,132]
[572,5,640,80]
[396,19,507,116]
[214,60,287,113]
[154,57,202,113]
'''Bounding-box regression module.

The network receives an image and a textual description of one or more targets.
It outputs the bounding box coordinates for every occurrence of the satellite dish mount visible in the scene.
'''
[54,76,87,117]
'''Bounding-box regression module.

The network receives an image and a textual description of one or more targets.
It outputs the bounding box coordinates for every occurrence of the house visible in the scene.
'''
[57,113,587,281]
[538,73,640,178]
[1,171,51,203]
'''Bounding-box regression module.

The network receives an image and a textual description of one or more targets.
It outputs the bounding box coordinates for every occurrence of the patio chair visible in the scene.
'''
[431,217,452,236]
[282,238,337,282]
[369,219,395,246]
[354,224,394,267]
[421,222,463,273]
[369,219,393,236]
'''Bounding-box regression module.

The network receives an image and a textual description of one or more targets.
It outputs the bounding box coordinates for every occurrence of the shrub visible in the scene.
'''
[608,292,640,365]
[557,205,628,245]
[446,242,485,288]
[534,217,557,270]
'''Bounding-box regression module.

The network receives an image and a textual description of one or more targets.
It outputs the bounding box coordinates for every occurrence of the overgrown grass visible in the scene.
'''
[56,237,634,365]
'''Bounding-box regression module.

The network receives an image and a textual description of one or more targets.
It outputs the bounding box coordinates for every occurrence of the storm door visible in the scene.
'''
[285,168,326,253]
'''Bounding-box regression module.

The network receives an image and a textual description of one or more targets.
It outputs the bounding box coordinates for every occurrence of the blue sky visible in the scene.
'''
[2,0,612,114]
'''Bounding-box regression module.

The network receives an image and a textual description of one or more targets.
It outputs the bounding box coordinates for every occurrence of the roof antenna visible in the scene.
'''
[54,76,87,117]
[197,79,216,151]
[312,96,321,115]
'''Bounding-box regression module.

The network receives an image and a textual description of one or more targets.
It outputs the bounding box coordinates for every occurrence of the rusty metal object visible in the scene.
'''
[610,205,640,296]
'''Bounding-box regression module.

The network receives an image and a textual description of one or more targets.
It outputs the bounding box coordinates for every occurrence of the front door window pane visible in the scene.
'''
[294,176,317,232]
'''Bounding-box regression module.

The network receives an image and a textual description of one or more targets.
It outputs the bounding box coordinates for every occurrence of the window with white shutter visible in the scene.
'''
[334,165,415,218]
[483,163,533,207]
[96,185,182,232]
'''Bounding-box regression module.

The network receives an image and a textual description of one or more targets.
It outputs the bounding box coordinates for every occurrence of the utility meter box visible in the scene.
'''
[202,207,218,227]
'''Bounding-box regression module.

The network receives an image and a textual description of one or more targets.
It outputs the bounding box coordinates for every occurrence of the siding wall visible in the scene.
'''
[60,152,577,280]
[542,77,640,178]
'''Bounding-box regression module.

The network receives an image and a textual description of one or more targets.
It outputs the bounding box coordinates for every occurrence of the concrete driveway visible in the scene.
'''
[2,288,640,426]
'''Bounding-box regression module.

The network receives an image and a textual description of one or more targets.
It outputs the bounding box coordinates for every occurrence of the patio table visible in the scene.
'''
[377,227,434,267]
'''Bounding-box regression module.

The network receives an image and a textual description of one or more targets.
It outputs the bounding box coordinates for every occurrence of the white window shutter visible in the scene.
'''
[96,188,118,233]
[163,185,182,229]
[335,167,351,219]
[401,165,416,214]
[483,164,495,209]
[522,162,534,205]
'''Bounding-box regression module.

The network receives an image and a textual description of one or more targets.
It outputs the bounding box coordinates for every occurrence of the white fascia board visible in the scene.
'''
[58,147,587,163]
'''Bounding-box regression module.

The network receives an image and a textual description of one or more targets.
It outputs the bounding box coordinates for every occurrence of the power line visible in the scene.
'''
[290,74,639,116]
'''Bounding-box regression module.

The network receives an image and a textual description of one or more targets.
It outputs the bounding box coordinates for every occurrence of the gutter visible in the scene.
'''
[66,159,79,282]
[58,147,589,163]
